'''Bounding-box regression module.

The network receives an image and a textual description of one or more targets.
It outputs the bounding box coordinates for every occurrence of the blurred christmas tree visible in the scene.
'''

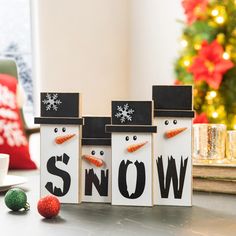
[175,0,236,129]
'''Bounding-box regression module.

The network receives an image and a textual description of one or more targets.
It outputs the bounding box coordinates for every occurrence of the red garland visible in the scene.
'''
[188,40,234,89]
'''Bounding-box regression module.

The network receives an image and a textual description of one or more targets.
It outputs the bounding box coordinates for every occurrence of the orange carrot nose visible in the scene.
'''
[164,127,187,139]
[127,141,148,153]
[55,134,76,144]
[82,155,104,167]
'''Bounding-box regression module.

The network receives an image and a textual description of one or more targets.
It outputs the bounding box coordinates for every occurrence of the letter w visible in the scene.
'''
[157,156,188,199]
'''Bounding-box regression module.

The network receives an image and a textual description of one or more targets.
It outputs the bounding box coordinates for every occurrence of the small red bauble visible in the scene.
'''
[37,195,60,219]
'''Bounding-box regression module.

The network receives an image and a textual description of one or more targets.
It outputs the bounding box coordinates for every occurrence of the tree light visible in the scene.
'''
[234,124,236,130]
[194,43,201,50]
[223,52,230,60]
[209,91,217,98]
[181,39,188,48]
[211,9,219,16]
[215,16,225,24]
[183,60,190,67]
[212,112,219,118]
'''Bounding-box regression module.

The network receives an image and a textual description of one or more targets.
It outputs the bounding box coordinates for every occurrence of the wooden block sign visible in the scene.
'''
[152,86,195,206]
[35,92,83,203]
[106,101,156,206]
[82,117,112,203]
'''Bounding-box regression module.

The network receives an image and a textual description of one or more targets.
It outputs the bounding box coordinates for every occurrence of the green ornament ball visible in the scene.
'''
[4,188,29,211]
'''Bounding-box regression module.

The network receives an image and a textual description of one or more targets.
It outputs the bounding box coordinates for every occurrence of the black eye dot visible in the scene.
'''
[54,128,58,133]
[91,150,95,155]
[173,120,177,125]
[125,136,129,141]
[100,151,104,156]
[62,127,66,132]
[165,120,169,125]
[133,136,137,141]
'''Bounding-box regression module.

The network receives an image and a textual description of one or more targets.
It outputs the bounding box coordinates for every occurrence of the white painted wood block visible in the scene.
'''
[40,124,81,203]
[153,117,192,206]
[111,133,153,206]
[82,146,111,203]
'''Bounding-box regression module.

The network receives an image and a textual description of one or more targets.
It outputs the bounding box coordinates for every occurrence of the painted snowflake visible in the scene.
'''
[42,93,62,111]
[115,103,135,123]
[0,120,27,147]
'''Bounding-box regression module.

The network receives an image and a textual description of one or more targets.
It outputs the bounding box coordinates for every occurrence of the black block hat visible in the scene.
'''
[106,101,157,133]
[82,116,111,146]
[35,92,83,125]
[152,85,195,118]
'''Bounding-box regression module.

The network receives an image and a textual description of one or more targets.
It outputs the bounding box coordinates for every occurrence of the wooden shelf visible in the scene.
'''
[193,163,236,194]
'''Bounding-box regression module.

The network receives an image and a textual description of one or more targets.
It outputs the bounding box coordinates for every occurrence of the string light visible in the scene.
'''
[234,124,236,130]
[223,52,230,60]
[211,9,219,16]
[215,16,225,24]
[209,91,217,98]
[181,56,192,68]
[181,39,188,48]
[206,91,217,106]
[183,60,190,67]
[211,6,227,25]
[194,43,201,50]
[212,112,219,118]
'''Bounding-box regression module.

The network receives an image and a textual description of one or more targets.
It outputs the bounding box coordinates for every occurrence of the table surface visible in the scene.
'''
[0,171,236,236]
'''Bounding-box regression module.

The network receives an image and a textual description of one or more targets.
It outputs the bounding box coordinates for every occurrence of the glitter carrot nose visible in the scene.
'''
[127,141,148,153]
[55,134,76,144]
[164,127,187,139]
[82,155,104,167]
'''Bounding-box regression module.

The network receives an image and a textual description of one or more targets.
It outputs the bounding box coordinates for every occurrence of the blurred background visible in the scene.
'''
[32,0,185,116]
[0,0,184,120]
[2,0,235,128]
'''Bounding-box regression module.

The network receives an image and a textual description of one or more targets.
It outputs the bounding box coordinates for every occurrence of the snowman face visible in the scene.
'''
[156,117,192,150]
[51,125,77,145]
[161,118,188,140]
[123,134,148,153]
[82,146,111,169]
[41,125,79,150]
[155,117,192,158]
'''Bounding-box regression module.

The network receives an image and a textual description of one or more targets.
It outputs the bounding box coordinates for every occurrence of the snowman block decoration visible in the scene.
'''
[35,92,83,204]
[152,86,195,206]
[106,101,156,206]
[82,116,111,203]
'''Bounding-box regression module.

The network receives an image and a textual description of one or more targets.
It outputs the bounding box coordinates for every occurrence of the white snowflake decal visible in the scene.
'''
[0,84,16,109]
[42,93,62,111]
[115,103,135,123]
[0,120,27,147]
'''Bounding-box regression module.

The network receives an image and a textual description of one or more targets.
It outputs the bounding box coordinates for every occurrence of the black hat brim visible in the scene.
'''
[106,125,157,133]
[82,138,111,146]
[35,117,84,125]
[154,110,195,118]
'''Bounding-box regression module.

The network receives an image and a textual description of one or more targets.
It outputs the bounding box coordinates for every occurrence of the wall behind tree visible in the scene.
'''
[32,0,130,116]
[32,0,183,115]
[129,0,184,100]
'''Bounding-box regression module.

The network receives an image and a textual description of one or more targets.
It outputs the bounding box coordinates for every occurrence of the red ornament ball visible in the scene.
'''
[37,195,60,219]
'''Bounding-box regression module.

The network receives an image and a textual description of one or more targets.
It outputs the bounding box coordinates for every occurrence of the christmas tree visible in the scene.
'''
[175,0,236,129]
